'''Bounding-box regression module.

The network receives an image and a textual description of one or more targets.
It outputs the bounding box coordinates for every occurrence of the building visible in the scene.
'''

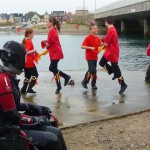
[0,13,9,23]
[24,12,41,25]
[9,14,14,23]
[13,13,23,25]
[51,11,66,22]
[75,10,89,16]
[0,10,71,26]
[44,11,49,23]
[31,13,41,25]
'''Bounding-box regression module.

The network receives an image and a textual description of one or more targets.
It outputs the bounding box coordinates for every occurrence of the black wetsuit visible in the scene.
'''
[0,66,67,150]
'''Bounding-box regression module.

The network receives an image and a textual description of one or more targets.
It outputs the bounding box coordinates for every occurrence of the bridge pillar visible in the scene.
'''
[121,20,126,33]
[144,18,150,36]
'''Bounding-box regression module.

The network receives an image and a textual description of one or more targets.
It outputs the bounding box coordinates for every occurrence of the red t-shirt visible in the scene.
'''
[103,26,120,63]
[82,34,101,60]
[25,39,36,68]
[47,27,63,60]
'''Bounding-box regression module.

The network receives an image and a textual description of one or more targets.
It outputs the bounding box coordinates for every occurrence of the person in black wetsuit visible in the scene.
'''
[0,40,67,150]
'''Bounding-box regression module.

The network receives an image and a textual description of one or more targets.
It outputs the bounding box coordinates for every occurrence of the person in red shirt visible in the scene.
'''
[21,28,38,94]
[81,25,101,89]
[145,43,150,83]
[99,16,127,94]
[45,17,71,94]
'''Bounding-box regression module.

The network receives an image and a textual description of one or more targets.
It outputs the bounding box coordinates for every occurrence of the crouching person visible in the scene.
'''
[0,41,67,150]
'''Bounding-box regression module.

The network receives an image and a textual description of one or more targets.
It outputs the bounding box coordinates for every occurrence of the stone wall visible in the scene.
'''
[70,14,94,25]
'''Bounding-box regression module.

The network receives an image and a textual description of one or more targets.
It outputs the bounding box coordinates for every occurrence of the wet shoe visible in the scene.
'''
[81,81,88,89]
[92,85,98,90]
[27,89,36,93]
[64,75,71,86]
[21,81,28,94]
[112,76,117,80]
[55,87,62,94]
[119,84,127,94]
[145,78,150,83]
[21,88,26,94]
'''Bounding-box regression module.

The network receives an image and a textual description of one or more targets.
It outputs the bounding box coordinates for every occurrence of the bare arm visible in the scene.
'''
[27,50,37,55]
[46,43,50,49]
[103,43,108,47]
[81,45,95,50]
[100,36,108,47]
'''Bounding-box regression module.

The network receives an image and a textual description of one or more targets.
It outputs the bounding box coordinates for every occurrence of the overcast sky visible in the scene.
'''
[0,0,117,14]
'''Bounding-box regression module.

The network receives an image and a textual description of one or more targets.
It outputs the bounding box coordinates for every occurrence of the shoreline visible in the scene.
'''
[0,29,89,35]
[0,23,107,35]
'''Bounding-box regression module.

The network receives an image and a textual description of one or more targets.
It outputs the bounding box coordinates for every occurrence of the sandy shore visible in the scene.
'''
[0,23,107,35]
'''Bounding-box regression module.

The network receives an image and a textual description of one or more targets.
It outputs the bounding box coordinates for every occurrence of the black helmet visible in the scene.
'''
[0,41,26,75]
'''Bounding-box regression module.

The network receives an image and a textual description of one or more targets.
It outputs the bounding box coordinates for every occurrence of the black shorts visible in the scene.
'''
[24,67,38,79]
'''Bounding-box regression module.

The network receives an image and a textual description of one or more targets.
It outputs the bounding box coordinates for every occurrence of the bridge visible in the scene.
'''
[94,0,150,36]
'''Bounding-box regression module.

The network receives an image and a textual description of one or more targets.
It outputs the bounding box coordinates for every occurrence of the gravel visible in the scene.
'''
[62,111,150,150]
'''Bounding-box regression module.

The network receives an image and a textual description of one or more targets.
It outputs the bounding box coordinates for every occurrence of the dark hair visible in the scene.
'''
[105,16,114,25]
[22,28,33,45]
[89,24,96,30]
[49,17,61,32]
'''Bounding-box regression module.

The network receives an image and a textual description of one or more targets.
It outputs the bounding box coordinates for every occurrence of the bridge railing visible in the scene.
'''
[95,0,148,14]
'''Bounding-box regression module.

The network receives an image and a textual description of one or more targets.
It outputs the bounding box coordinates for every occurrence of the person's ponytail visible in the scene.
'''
[56,21,60,32]
[49,17,61,32]
[22,28,33,45]
[22,37,26,45]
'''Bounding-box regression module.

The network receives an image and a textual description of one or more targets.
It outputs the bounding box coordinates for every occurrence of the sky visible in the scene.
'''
[0,0,117,14]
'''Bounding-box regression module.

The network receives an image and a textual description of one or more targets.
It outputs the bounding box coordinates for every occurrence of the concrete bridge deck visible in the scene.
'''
[94,0,150,36]
[95,0,150,19]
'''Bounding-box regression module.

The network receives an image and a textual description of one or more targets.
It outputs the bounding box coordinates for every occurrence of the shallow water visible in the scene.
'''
[0,32,150,71]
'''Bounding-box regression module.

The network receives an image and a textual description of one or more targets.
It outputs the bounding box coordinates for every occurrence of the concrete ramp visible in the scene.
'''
[20,70,150,128]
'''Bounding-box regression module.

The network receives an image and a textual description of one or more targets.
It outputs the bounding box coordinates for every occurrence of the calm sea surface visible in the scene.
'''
[0,31,150,72]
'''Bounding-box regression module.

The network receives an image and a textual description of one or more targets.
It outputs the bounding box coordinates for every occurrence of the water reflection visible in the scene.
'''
[21,93,37,103]
[55,93,62,102]
[54,94,70,110]
[53,94,70,127]
[82,90,99,112]
[119,94,126,103]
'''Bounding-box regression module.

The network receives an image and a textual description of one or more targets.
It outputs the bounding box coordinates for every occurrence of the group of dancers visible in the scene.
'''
[81,16,127,94]
[0,15,135,150]
[21,17,71,94]
[21,16,127,95]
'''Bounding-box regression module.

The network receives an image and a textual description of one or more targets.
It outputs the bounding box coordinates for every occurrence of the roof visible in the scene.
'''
[52,11,66,14]
[0,13,10,20]
[51,11,66,17]
[45,11,49,15]
[12,13,23,18]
